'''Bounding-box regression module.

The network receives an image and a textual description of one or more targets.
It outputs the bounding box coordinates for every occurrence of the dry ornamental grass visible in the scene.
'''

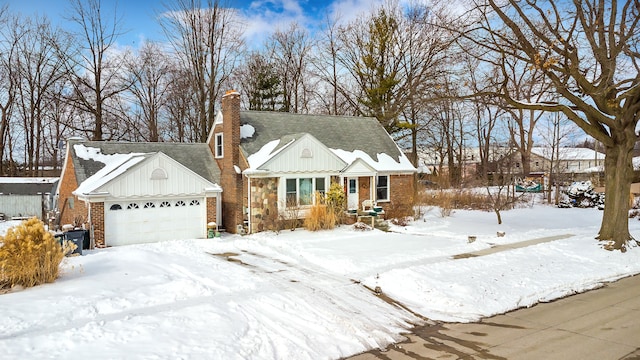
[0,218,74,290]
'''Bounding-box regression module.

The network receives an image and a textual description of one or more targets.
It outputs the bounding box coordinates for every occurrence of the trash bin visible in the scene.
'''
[54,233,65,247]
[64,230,88,255]
[207,222,218,238]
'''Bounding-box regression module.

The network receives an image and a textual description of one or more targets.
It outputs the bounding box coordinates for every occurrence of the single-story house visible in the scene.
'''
[57,91,416,247]
[0,177,58,220]
[57,142,222,247]
[210,90,417,234]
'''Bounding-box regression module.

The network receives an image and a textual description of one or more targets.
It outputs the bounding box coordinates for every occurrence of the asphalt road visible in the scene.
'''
[346,274,640,360]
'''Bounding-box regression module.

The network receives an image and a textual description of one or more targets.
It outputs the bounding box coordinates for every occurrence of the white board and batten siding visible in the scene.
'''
[101,152,214,198]
[259,134,347,173]
[101,153,219,246]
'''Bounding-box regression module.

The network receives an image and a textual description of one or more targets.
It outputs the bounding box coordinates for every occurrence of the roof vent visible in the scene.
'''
[151,168,168,180]
[301,148,313,158]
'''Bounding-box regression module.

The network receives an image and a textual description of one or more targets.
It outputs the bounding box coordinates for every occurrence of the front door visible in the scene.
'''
[347,177,359,210]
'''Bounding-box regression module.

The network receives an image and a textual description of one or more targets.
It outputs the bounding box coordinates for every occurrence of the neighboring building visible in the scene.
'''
[0,177,58,220]
[209,91,417,234]
[505,147,605,176]
[57,142,222,247]
[414,146,509,180]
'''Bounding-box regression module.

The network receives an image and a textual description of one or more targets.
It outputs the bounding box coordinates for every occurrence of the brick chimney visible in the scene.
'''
[220,90,243,233]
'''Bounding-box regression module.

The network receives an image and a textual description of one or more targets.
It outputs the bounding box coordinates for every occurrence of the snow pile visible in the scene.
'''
[2,206,640,359]
[240,124,255,139]
[559,181,604,209]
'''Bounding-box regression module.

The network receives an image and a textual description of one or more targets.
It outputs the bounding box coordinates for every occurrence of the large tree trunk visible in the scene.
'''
[598,128,636,251]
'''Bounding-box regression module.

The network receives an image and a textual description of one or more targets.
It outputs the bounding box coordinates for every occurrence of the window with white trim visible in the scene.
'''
[285,177,327,206]
[214,133,223,158]
[376,175,389,202]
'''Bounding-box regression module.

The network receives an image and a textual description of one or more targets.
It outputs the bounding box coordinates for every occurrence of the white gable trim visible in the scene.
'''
[341,158,377,177]
[257,133,347,173]
[75,152,221,201]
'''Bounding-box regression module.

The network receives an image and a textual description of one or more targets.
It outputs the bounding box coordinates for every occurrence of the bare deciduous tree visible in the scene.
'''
[126,41,171,142]
[12,15,71,175]
[0,5,17,176]
[465,0,640,250]
[161,0,244,142]
[65,0,132,141]
[267,22,313,114]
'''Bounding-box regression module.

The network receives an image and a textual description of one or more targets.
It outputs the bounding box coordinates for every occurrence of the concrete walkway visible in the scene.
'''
[453,234,574,259]
[346,234,640,360]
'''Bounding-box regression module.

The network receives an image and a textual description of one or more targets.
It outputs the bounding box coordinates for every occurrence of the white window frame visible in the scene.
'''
[283,176,327,207]
[214,133,224,158]
[376,175,390,202]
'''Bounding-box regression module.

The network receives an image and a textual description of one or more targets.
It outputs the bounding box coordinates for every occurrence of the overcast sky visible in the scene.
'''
[3,0,387,49]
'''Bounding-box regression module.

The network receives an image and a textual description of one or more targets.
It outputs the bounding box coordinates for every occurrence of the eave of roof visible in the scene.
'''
[239,111,415,173]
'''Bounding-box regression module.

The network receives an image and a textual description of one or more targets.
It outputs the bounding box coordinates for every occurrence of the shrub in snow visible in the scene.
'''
[352,222,373,231]
[0,218,74,289]
[558,181,605,209]
[391,216,413,227]
[303,192,337,231]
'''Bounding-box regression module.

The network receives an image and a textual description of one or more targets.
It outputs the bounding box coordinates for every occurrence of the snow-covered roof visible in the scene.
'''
[69,140,221,186]
[239,111,416,173]
[73,152,148,196]
[0,177,59,195]
[530,147,605,161]
[0,177,58,184]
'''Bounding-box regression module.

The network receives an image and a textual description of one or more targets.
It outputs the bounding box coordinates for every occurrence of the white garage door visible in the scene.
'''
[104,198,206,246]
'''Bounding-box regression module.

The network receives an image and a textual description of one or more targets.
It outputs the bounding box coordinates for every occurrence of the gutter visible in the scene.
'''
[246,173,251,234]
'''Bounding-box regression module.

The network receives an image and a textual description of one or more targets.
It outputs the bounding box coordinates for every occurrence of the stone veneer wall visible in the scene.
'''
[249,177,278,233]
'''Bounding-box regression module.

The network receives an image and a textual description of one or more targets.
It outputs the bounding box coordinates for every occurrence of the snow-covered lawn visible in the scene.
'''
[1,205,640,359]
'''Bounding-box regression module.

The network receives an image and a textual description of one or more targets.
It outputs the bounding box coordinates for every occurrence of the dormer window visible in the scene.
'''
[215,133,223,158]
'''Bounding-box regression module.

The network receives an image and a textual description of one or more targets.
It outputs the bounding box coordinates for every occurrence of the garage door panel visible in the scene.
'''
[105,199,205,246]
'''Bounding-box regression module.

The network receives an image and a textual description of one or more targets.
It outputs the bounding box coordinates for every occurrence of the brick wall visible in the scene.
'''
[57,149,89,228]
[387,174,415,216]
[360,177,372,205]
[89,202,105,247]
[206,196,217,225]
[219,91,245,233]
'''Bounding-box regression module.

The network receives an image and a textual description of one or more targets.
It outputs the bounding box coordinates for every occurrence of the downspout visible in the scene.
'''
[371,175,375,201]
[246,174,251,234]
[87,201,95,249]
[217,191,222,231]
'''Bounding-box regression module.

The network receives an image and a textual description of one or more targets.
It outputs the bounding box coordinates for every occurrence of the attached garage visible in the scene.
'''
[105,198,207,246]
[65,140,222,248]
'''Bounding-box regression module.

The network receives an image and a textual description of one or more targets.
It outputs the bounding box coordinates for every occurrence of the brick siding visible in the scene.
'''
[89,202,104,247]
[57,150,89,229]
[219,91,245,233]
[206,196,217,225]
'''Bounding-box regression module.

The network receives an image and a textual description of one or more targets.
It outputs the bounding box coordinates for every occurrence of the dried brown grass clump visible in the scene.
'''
[304,192,338,231]
[0,218,73,290]
[419,189,493,212]
[384,201,414,220]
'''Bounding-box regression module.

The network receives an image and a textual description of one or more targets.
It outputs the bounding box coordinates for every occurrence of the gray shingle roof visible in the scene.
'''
[239,111,404,162]
[0,180,58,195]
[69,140,220,185]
